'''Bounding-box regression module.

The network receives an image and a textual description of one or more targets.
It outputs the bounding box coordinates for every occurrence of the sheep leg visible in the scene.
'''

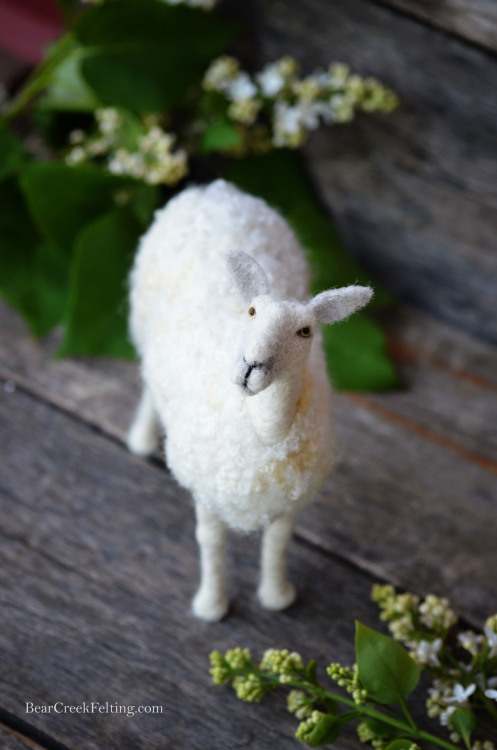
[127,385,159,456]
[192,503,229,622]
[258,515,297,610]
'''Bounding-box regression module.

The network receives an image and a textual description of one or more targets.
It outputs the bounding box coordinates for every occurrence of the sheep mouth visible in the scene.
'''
[239,357,275,396]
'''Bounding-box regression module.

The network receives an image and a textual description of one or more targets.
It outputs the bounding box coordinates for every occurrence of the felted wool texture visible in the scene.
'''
[129,180,335,532]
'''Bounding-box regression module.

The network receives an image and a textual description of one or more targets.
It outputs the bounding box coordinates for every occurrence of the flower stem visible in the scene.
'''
[233,668,462,750]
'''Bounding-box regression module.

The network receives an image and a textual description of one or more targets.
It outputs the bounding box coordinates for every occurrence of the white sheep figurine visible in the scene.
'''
[127,179,372,621]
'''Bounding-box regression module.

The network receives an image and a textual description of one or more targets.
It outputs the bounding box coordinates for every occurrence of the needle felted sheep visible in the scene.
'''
[127,179,372,621]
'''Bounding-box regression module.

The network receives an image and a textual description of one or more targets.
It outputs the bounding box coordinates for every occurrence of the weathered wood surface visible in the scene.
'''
[1,299,496,628]
[0,728,46,750]
[253,0,497,346]
[381,0,497,53]
[0,380,388,750]
[1,301,496,750]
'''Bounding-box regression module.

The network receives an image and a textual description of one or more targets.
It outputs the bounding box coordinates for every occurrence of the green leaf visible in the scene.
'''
[126,183,161,229]
[19,162,141,251]
[355,622,420,706]
[363,715,401,741]
[307,712,358,747]
[225,151,399,391]
[450,707,476,748]
[306,660,318,686]
[40,47,101,111]
[200,120,242,153]
[385,740,415,750]
[0,127,26,182]
[0,178,69,335]
[58,209,141,357]
[323,315,399,391]
[32,240,71,335]
[74,0,238,113]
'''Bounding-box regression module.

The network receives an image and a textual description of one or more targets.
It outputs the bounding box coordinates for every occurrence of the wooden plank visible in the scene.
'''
[305,393,497,626]
[0,302,138,443]
[255,0,497,345]
[380,0,497,54]
[2,299,496,469]
[0,727,47,750]
[375,308,497,464]
[0,382,387,750]
[1,300,496,624]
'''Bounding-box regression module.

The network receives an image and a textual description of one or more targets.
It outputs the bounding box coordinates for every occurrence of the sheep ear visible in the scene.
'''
[227,250,270,303]
[309,285,373,324]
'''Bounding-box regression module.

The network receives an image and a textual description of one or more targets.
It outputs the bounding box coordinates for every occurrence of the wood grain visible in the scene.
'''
[380,0,497,53]
[0,728,47,750]
[306,393,497,625]
[253,0,497,345]
[1,300,496,626]
[0,383,386,750]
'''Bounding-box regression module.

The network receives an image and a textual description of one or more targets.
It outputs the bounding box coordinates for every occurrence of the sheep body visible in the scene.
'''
[129,179,334,531]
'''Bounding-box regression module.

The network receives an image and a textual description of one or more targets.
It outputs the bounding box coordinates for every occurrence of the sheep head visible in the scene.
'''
[227,250,373,396]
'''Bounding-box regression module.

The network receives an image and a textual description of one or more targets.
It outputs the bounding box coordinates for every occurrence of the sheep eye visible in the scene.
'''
[248,307,256,317]
[297,326,311,338]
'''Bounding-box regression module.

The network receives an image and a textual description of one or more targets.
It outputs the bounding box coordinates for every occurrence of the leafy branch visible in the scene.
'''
[210,589,497,749]
[0,0,399,390]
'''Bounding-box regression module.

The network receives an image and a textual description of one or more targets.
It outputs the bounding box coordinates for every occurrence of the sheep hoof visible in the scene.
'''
[192,590,229,622]
[257,582,297,611]
[127,423,157,457]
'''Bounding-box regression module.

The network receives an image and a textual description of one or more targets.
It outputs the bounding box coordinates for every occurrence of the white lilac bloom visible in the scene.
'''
[484,618,497,657]
[257,66,286,97]
[327,62,350,88]
[485,689,497,701]
[228,99,261,125]
[65,146,87,165]
[440,706,456,726]
[226,72,258,102]
[298,100,334,129]
[445,683,477,704]
[458,631,484,656]
[328,94,355,123]
[272,102,304,147]
[413,638,442,667]
[95,107,122,134]
[203,56,240,92]
[256,56,299,97]
[419,594,457,630]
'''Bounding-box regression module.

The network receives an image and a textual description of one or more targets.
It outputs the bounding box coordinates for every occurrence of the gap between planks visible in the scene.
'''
[0,712,70,750]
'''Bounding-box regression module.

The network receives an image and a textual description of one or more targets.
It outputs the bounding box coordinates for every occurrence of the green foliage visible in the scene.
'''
[225,151,399,390]
[211,598,497,749]
[362,714,402,740]
[307,714,355,746]
[0,127,26,181]
[39,45,101,112]
[59,210,140,357]
[0,177,68,336]
[74,0,238,113]
[385,740,416,750]
[0,0,400,391]
[19,162,142,251]
[200,119,242,153]
[355,622,420,706]
[450,708,476,749]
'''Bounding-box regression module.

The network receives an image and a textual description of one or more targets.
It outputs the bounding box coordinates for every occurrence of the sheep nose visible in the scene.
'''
[243,357,264,372]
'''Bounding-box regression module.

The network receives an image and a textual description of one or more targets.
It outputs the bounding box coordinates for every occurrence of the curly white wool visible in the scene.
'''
[128,180,372,620]
[129,180,333,530]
